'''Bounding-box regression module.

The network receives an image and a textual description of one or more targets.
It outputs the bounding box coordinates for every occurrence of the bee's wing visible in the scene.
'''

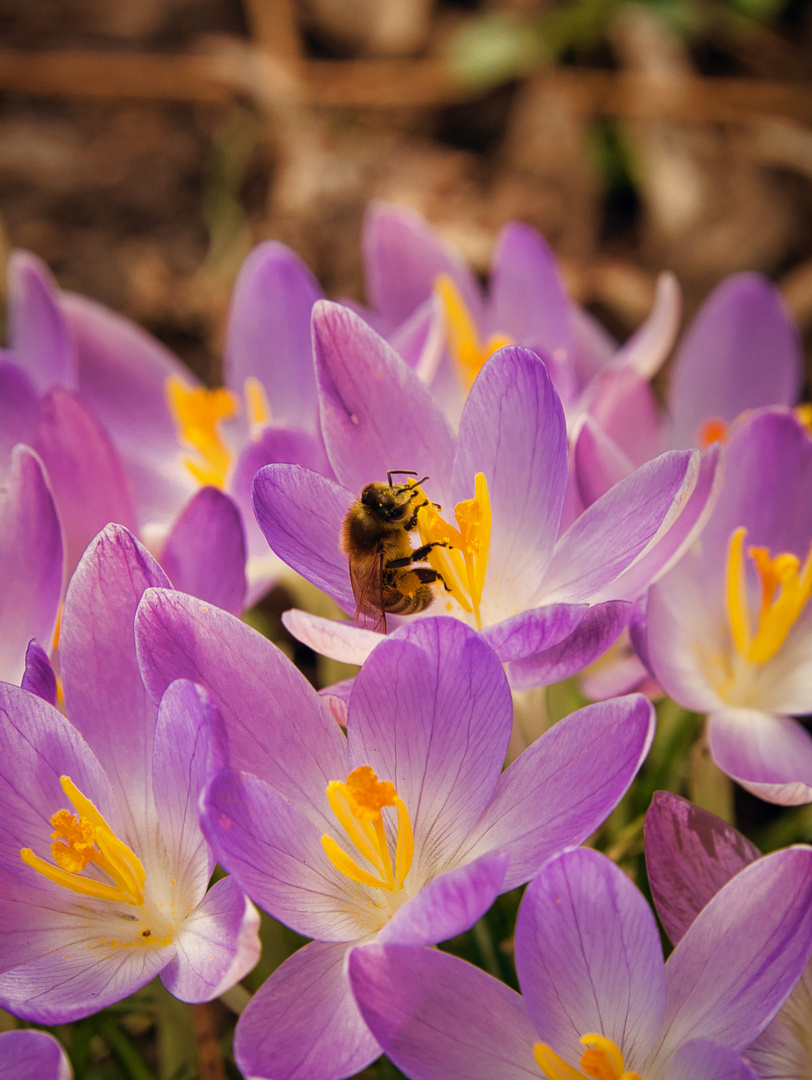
[348,554,387,634]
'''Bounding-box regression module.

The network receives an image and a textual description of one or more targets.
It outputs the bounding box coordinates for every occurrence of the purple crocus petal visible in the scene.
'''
[224,241,322,427]
[540,450,697,604]
[0,445,62,684]
[378,850,509,946]
[666,1038,760,1080]
[160,876,260,1002]
[644,791,758,946]
[454,347,567,595]
[0,1030,72,1080]
[573,416,635,508]
[583,367,662,472]
[667,274,801,449]
[480,603,588,664]
[516,848,665,1065]
[611,272,681,379]
[135,589,348,812]
[506,601,630,689]
[33,388,137,573]
[461,695,655,890]
[746,966,811,1079]
[282,609,382,666]
[7,250,76,392]
[314,302,456,497]
[659,847,812,1062]
[363,201,481,329]
[253,464,355,609]
[0,360,38,461]
[570,304,617,388]
[22,640,58,705]
[488,223,570,359]
[707,709,812,806]
[160,487,246,616]
[350,619,512,851]
[236,939,380,1080]
[349,944,539,1080]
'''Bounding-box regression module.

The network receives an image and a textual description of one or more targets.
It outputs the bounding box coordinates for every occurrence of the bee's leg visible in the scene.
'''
[386,541,449,568]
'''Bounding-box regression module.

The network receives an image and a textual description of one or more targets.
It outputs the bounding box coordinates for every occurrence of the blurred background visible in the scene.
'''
[1,0,811,386]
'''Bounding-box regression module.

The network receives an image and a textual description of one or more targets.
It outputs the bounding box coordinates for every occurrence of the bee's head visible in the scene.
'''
[361,482,416,523]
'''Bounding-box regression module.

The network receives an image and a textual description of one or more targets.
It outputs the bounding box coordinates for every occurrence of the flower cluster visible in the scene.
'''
[1,203,810,1080]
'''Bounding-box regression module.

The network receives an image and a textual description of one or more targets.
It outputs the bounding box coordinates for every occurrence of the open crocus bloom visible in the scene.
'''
[0,1030,72,1080]
[350,844,812,1080]
[646,791,812,1080]
[253,308,715,686]
[639,408,812,804]
[133,596,655,1080]
[0,524,260,1023]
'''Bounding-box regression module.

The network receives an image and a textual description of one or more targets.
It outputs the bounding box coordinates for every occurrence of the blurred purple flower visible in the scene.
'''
[0,1030,72,1080]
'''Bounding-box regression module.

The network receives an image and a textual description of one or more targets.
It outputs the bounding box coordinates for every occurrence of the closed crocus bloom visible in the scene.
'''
[0,525,260,1023]
[134,591,655,1080]
[0,1030,72,1080]
[639,408,812,804]
[350,845,812,1080]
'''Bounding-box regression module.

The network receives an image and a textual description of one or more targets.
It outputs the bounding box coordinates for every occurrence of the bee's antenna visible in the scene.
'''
[387,469,418,486]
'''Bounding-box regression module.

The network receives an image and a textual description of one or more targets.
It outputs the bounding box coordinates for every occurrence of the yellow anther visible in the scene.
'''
[21,776,146,907]
[166,375,239,488]
[321,766,413,893]
[534,1036,642,1080]
[415,473,491,630]
[795,403,812,433]
[698,417,728,448]
[435,274,511,391]
[244,375,272,433]
[726,527,812,666]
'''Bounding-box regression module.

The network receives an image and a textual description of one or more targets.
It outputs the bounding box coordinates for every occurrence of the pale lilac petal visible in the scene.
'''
[506,601,630,689]
[252,464,355,610]
[454,346,567,590]
[668,274,801,449]
[236,939,380,1080]
[644,791,759,946]
[462,695,655,890]
[541,450,697,603]
[282,609,382,665]
[349,944,539,1080]
[363,201,480,329]
[22,640,57,705]
[224,241,322,427]
[160,487,246,616]
[746,964,811,1079]
[516,848,665,1065]
[314,302,455,497]
[707,709,812,806]
[377,851,508,946]
[0,445,62,684]
[659,847,812,1061]
[60,525,167,809]
[33,388,137,573]
[480,604,588,664]
[349,619,513,854]
[570,305,617,388]
[161,876,261,1001]
[0,360,38,461]
[583,367,662,472]
[611,272,681,379]
[573,416,635,508]
[135,589,348,811]
[0,1030,72,1080]
[666,1039,760,1080]
[7,250,76,392]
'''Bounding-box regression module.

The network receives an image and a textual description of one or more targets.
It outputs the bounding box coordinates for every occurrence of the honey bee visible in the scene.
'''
[342,471,447,633]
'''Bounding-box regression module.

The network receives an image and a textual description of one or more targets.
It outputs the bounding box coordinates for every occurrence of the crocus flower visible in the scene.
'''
[133,592,655,1080]
[645,790,812,1080]
[0,1030,71,1080]
[253,308,714,687]
[349,843,812,1080]
[638,408,812,804]
[0,524,260,1022]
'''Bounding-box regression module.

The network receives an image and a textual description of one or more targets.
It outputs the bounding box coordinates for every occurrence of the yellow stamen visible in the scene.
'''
[244,375,272,434]
[321,766,413,893]
[726,526,812,665]
[21,776,145,906]
[534,1035,642,1080]
[415,473,491,631]
[435,274,511,391]
[795,404,812,433]
[166,375,239,488]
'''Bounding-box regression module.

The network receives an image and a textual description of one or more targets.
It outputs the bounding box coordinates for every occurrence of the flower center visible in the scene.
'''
[165,375,271,488]
[435,274,512,391]
[726,526,812,666]
[414,472,491,631]
[535,1035,643,1080]
[321,766,414,893]
[21,776,146,906]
